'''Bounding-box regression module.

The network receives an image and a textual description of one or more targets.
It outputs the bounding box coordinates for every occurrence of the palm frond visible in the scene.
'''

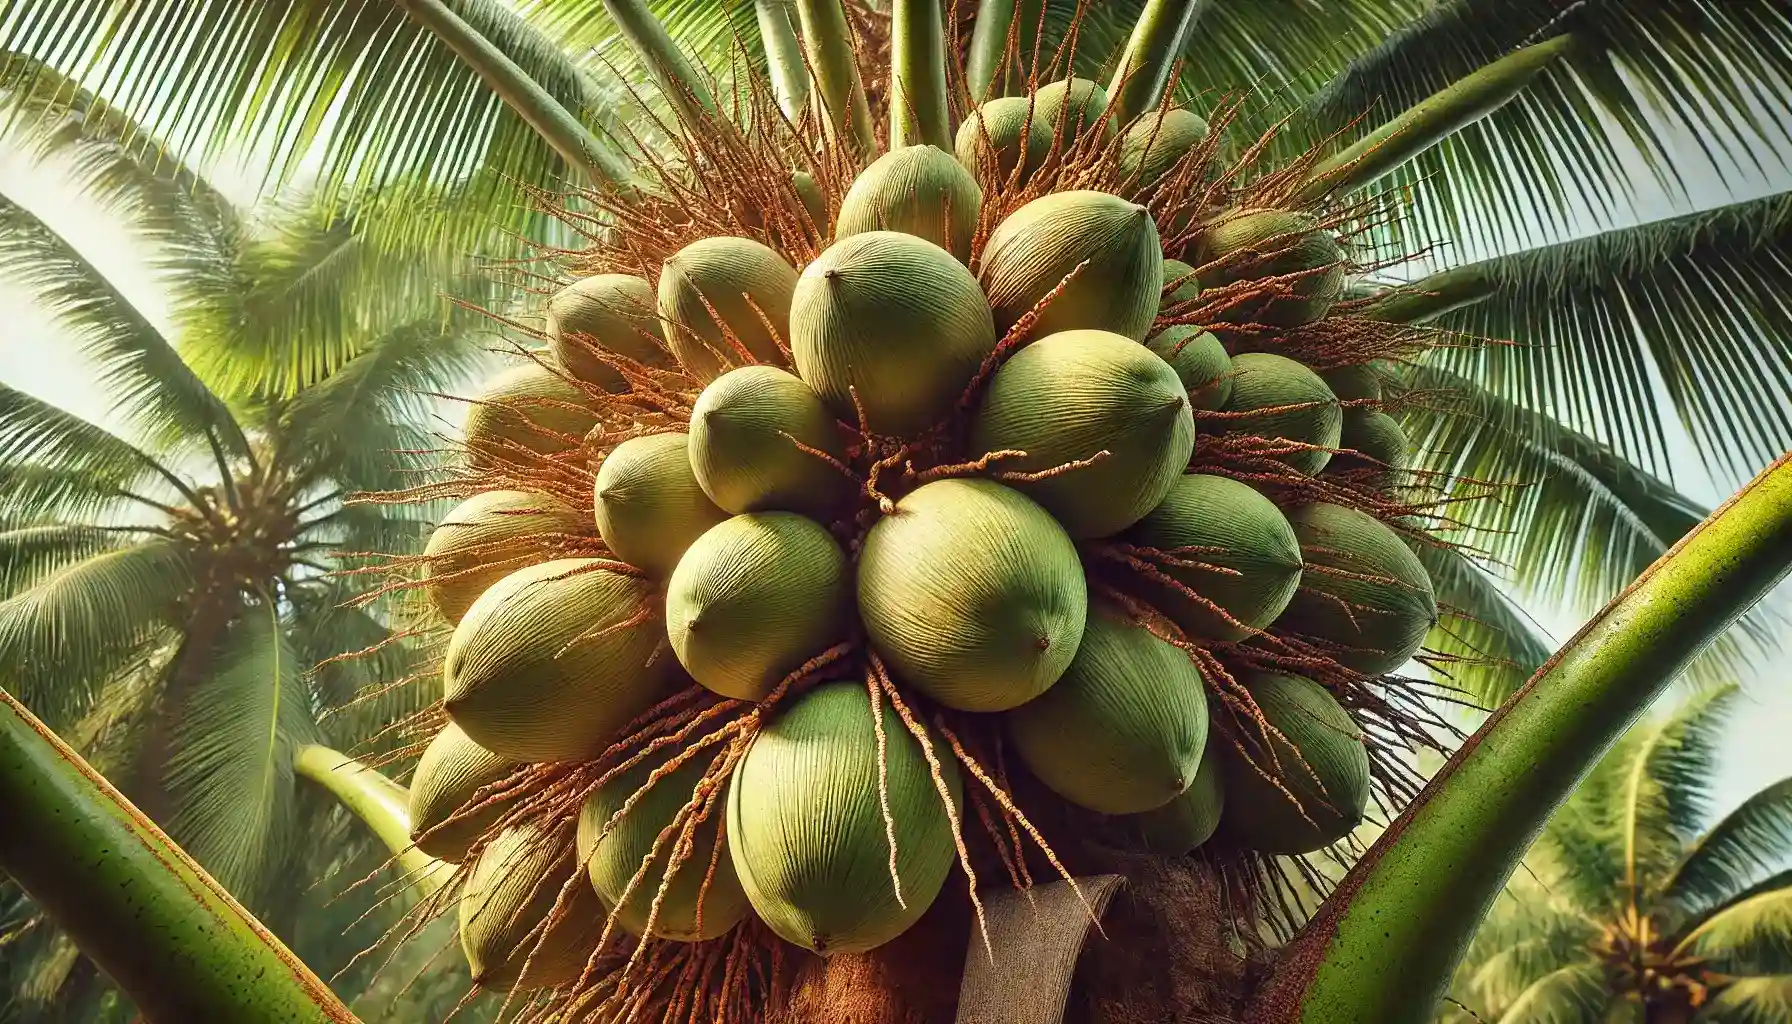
[1413,541,1552,708]
[1683,883,1792,976]
[0,523,132,598]
[1705,974,1792,1023]
[1608,685,1736,902]
[1490,960,1611,1023]
[1666,779,1792,916]
[0,382,197,520]
[1451,876,1602,1018]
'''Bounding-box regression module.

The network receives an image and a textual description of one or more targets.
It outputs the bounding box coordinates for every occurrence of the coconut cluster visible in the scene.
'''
[406,80,1439,989]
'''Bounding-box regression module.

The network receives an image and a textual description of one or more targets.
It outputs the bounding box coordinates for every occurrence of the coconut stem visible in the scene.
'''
[756,0,813,122]
[965,0,1046,100]
[1105,0,1202,125]
[794,0,878,158]
[294,745,456,899]
[1362,262,1500,324]
[600,0,721,126]
[890,0,953,149]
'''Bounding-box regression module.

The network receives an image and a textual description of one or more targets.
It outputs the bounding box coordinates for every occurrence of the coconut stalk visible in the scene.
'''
[890,0,953,149]
[1254,451,1792,1023]
[600,0,720,125]
[1361,262,1499,324]
[964,0,1045,100]
[794,0,877,157]
[0,689,358,1023]
[756,0,811,122]
[1105,0,1202,125]
[292,744,455,899]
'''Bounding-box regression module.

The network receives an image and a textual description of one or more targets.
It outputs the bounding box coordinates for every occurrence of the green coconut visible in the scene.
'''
[1006,605,1210,814]
[969,329,1193,538]
[1217,672,1369,855]
[1193,208,1346,327]
[592,432,729,578]
[1122,474,1303,642]
[1321,363,1384,403]
[546,274,672,391]
[728,680,961,955]
[836,146,983,263]
[1146,325,1232,411]
[423,490,589,625]
[791,230,996,437]
[657,236,798,382]
[688,365,856,517]
[408,721,519,864]
[1331,410,1411,479]
[980,190,1163,342]
[1160,257,1201,307]
[1034,77,1114,155]
[576,749,750,942]
[791,170,828,230]
[857,479,1086,711]
[1279,503,1437,676]
[1126,744,1225,855]
[459,823,606,991]
[667,512,851,701]
[1117,108,1210,193]
[954,96,1046,183]
[462,363,598,467]
[1219,352,1343,475]
[444,559,672,762]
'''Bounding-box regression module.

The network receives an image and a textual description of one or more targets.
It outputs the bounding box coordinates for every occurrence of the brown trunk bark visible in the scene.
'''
[1643,994,1695,1024]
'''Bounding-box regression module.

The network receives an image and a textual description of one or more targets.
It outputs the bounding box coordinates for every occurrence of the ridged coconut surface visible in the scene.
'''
[688,365,855,517]
[857,479,1086,711]
[979,190,1164,342]
[969,329,1194,538]
[546,274,671,391]
[1160,257,1201,306]
[1279,503,1437,676]
[576,751,749,942]
[1118,108,1209,193]
[666,512,851,701]
[1218,673,1369,855]
[727,681,961,955]
[593,432,729,578]
[954,95,1045,183]
[460,824,606,991]
[1006,607,1210,814]
[1146,325,1233,411]
[791,231,996,437]
[1127,744,1225,856]
[462,363,597,466]
[1194,208,1346,327]
[444,559,670,762]
[1033,77,1113,154]
[408,721,519,864]
[836,145,982,263]
[1123,474,1303,642]
[1321,364,1384,403]
[1332,409,1411,476]
[657,236,798,382]
[423,490,589,625]
[791,170,828,231]
[1220,352,1343,475]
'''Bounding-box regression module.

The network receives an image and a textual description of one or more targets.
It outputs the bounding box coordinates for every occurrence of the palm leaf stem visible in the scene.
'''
[890,0,952,149]
[292,745,452,899]
[965,0,1044,101]
[755,0,811,121]
[599,0,720,125]
[794,0,877,156]
[1105,0,1201,125]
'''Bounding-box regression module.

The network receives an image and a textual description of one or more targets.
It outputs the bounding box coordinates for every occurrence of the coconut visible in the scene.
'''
[688,365,856,517]
[836,146,983,263]
[791,169,828,231]
[1160,257,1201,307]
[462,363,598,466]
[408,722,519,864]
[545,274,672,391]
[1217,672,1369,855]
[954,95,1045,183]
[657,236,798,382]
[969,329,1194,538]
[592,432,729,578]
[1033,77,1113,156]
[460,823,606,990]
[1331,410,1411,479]
[980,190,1163,342]
[1279,503,1437,676]
[576,748,749,942]
[1321,363,1384,403]
[791,231,996,437]
[728,680,961,955]
[423,491,589,625]
[1219,352,1343,475]
[1126,744,1225,856]
[857,479,1086,711]
[1006,605,1210,814]
[1118,108,1209,193]
[666,512,852,701]
[444,559,671,762]
[1192,208,1346,327]
[1122,474,1303,642]
[1146,326,1232,411]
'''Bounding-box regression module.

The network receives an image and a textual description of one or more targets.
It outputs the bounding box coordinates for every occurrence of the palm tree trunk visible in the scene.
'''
[128,591,238,826]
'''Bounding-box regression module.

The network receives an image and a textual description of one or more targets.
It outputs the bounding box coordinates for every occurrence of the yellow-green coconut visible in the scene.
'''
[1217,672,1369,855]
[1117,108,1210,193]
[954,96,1047,184]
[462,363,598,467]
[1006,606,1210,814]
[1321,363,1384,403]
[1033,77,1113,155]
[791,231,996,437]
[1125,744,1225,856]
[657,236,798,382]
[1331,409,1411,479]
[1278,503,1437,676]
[1161,257,1201,307]
[444,559,671,762]
[666,512,851,701]
[980,190,1164,342]
[1146,325,1232,411]
[1219,352,1343,475]
[423,490,589,625]
[592,432,729,578]
[688,365,856,517]
[836,145,982,263]
[969,329,1194,538]
[791,169,828,231]
[857,479,1086,711]
[545,274,672,391]
[728,681,961,955]
[460,824,606,990]
[1193,208,1346,327]
[408,721,519,864]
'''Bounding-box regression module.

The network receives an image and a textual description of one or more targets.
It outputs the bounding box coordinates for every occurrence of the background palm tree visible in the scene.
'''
[1441,685,1792,1023]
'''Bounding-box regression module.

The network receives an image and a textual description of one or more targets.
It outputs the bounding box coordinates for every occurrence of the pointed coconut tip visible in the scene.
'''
[423,490,589,626]
[592,431,728,577]
[1216,672,1369,856]
[836,144,983,263]
[687,365,855,517]
[980,190,1164,342]
[656,236,798,382]
[1278,502,1437,676]
[1220,352,1343,476]
[545,273,670,391]
[408,720,519,864]
[459,823,606,992]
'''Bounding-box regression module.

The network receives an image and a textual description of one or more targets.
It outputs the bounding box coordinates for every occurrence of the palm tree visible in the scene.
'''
[1442,686,1792,1023]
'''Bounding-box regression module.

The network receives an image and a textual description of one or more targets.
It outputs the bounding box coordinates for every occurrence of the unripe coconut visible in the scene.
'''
[576,748,749,942]
[980,190,1163,341]
[423,490,589,625]
[1321,363,1384,403]
[460,824,606,990]
[954,96,1046,183]
[791,231,996,437]
[857,479,1086,711]
[462,363,598,466]
[546,274,671,391]
[969,329,1193,538]
[444,559,671,762]
[1160,257,1201,306]
[1146,325,1232,411]
[1217,672,1369,855]
[667,513,851,701]
[1193,208,1346,327]
[1279,503,1437,676]
[688,366,855,517]
[408,721,519,864]
[1033,77,1114,155]
[1006,605,1210,814]
[728,681,961,955]
[836,146,983,263]
[1331,410,1411,478]
[1117,108,1210,193]
[1219,352,1343,475]
[658,236,798,382]
[1126,744,1225,856]
[593,432,729,578]
[791,170,828,231]
[1123,474,1302,642]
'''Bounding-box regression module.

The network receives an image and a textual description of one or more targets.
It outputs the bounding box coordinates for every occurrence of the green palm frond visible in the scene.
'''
[1683,883,1792,975]
[1665,779,1792,915]
[0,383,198,520]
[290,599,433,752]
[1452,881,1601,1018]
[1413,541,1552,708]
[1706,974,1792,1023]
[1491,960,1612,1023]
[1607,685,1735,902]
[0,524,131,598]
